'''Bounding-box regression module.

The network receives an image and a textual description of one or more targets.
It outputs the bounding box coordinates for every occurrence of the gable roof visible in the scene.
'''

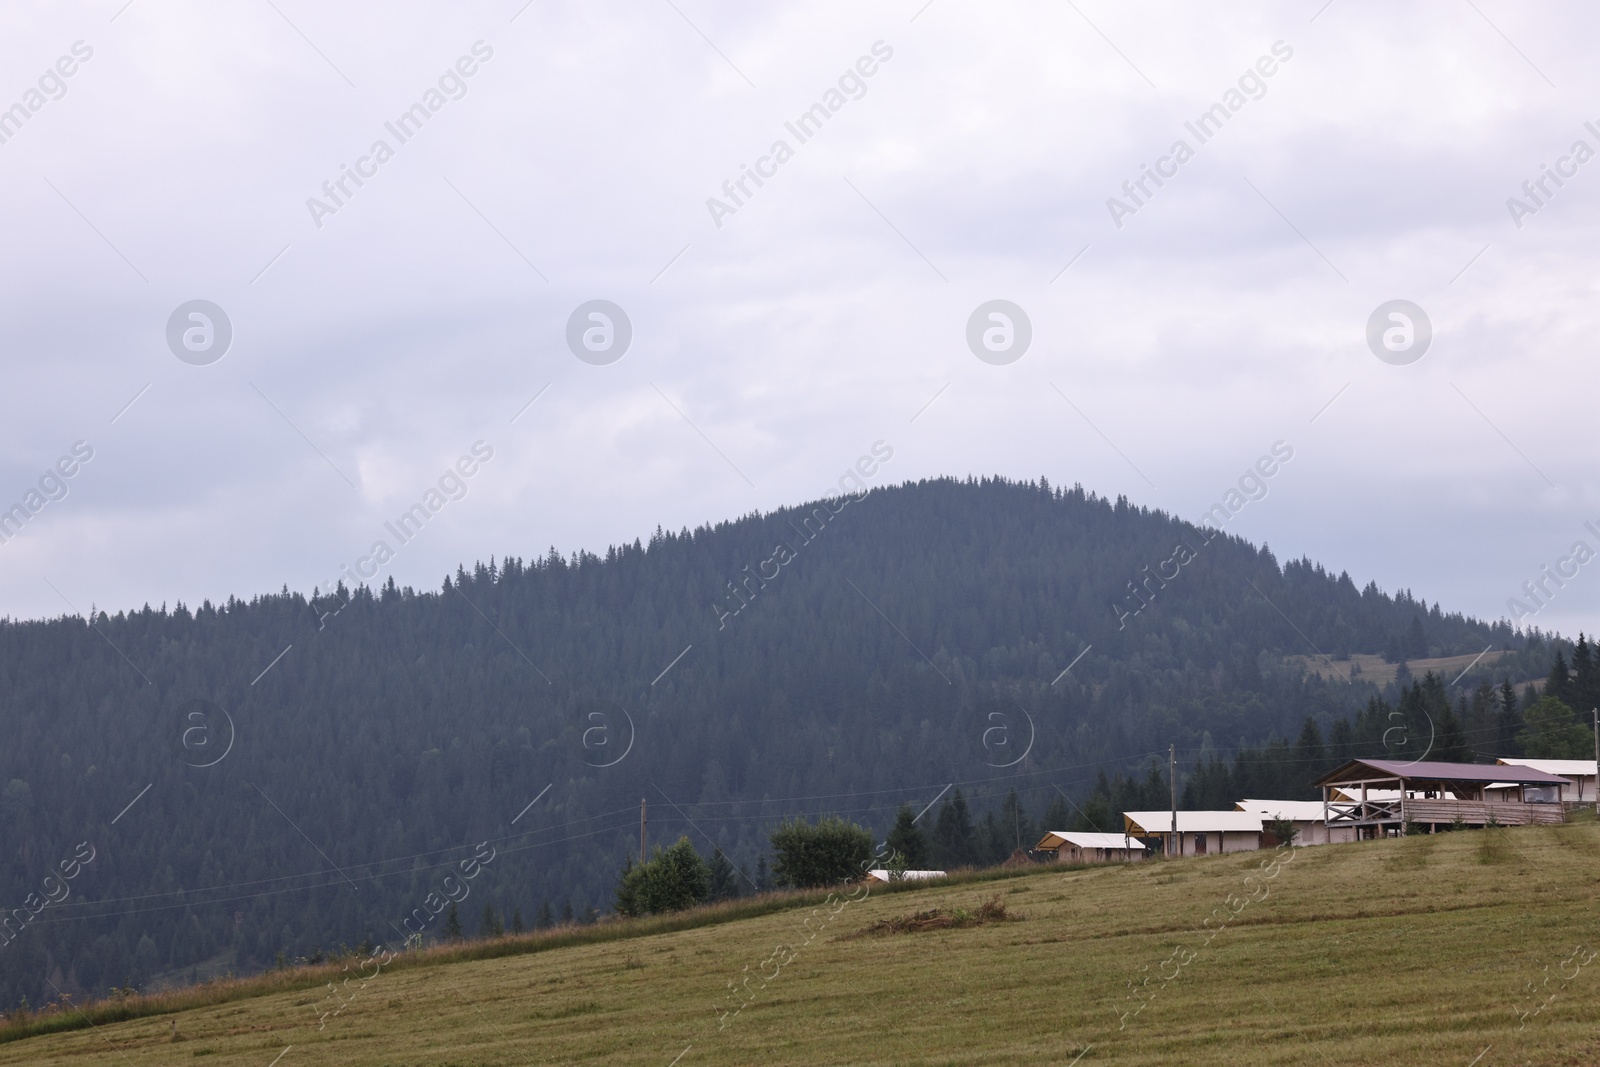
[1123,810,1265,835]
[865,869,946,882]
[1235,799,1331,821]
[1035,831,1147,851]
[1312,758,1572,788]
[1496,757,1597,777]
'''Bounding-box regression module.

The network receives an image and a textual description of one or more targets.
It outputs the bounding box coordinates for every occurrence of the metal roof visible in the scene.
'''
[1035,831,1147,851]
[1122,810,1266,834]
[865,869,946,881]
[1496,757,1597,776]
[1235,799,1332,821]
[1312,758,1573,787]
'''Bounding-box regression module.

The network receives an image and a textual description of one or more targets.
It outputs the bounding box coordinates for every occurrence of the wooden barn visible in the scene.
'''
[1033,830,1147,864]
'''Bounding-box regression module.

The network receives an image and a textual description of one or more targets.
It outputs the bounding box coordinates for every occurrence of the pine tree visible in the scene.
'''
[1406,615,1428,659]
[884,804,928,868]
[1294,717,1326,780]
[1574,634,1598,713]
[1327,718,1355,766]
[932,790,977,869]
[1498,679,1523,754]
[708,848,740,901]
[534,901,553,929]
[480,903,502,938]
[1041,793,1069,834]
[510,908,525,934]
[560,899,573,925]
[1547,650,1573,706]
[442,903,463,941]
[755,856,771,892]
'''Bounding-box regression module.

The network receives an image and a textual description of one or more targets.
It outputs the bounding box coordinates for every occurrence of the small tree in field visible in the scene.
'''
[1265,816,1298,847]
[770,816,874,888]
[615,837,712,917]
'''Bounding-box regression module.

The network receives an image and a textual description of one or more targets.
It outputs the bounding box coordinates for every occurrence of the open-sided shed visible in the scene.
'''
[1312,758,1572,837]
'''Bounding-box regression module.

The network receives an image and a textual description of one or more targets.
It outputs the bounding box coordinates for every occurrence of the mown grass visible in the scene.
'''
[0,864,1028,1046]
[6,825,1600,1065]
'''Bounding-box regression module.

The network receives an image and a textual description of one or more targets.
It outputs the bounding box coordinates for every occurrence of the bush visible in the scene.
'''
[770,816,874,888]
[614,837,711,917]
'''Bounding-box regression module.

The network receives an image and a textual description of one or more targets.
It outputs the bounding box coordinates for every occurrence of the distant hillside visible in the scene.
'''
[0,477,1543,1009]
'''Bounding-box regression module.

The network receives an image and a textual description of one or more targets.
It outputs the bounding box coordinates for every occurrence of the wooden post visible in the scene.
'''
[640,798,646,863]
[1169,744,1177,858]
[1592,709,1598,816]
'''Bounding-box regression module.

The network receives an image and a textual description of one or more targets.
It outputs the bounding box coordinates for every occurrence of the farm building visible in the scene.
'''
[1495,757,1597,804]
[1033,830,1147,864]
[1312,758,1572,837]
[1122,810,1264,857]
[1234,799,1356,846]
[864,869,947,885]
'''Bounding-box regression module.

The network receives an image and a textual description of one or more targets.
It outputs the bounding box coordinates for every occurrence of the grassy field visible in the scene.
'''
[1288,650,1520,688]
[6,823,1600,1066]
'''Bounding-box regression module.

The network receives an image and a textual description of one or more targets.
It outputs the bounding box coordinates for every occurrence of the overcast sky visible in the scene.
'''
[2,0,1597,644]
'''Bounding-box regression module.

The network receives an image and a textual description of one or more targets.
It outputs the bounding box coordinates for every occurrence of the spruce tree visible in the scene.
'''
[884,804,928,868]
[510,908,525,934]
[535,901,553,929]
[932,790,977,869]
[1407,615,1428,659]
[1294,717,1326,782]
[1547,651,1573,707]
[1498,679,1523,754]
[442,903,463,941]
[1041,793,1069,833]
[1574,634,1598,713]
[708,848,740,901]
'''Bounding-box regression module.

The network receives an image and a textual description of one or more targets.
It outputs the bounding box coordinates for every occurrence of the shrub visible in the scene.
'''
[614,838,711,917]
[770,816,874,888]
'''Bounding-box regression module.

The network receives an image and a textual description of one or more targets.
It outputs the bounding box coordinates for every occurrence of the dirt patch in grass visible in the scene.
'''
[844,895,1019,938]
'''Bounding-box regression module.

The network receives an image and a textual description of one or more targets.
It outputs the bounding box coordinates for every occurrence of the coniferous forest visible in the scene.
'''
[0,476,1575,1010]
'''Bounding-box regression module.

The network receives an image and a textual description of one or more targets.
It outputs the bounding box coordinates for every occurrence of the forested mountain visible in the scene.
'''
[0,476,1558,1009]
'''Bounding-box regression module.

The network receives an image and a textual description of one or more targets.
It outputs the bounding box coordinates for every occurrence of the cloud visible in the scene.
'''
[0,0,1596,639]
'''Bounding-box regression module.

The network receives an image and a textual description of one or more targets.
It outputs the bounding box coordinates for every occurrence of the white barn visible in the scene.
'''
[1234,799,1355,846]
[1122,810,1264,857]
[864,869,947,885]
[1033,830,1147,864]
[1495,758,1597,804]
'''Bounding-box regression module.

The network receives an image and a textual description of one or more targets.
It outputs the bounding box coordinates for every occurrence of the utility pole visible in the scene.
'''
[640,798,647,863]
[1169,744,1177,859]
[1592,709,1598,817]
